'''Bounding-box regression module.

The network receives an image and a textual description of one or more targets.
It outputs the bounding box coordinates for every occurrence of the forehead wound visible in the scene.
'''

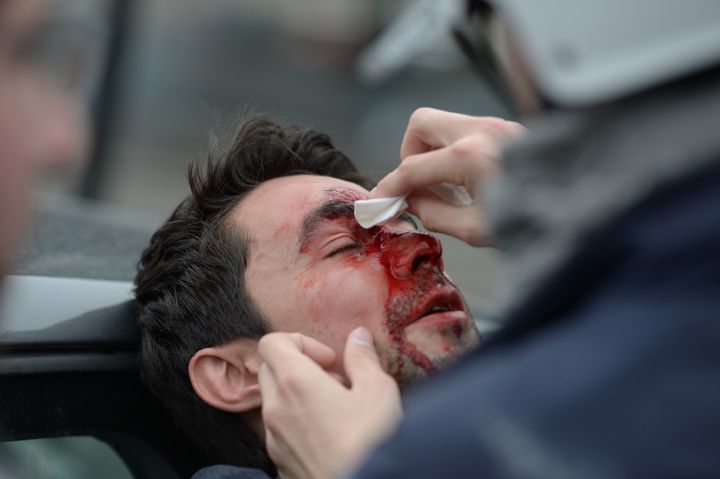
[299,188,365,237]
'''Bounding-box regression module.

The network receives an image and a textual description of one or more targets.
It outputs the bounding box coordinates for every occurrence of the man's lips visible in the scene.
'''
[400,286,468,328]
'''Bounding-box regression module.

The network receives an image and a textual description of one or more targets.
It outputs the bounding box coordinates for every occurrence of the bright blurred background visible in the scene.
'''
[20,0,511,322]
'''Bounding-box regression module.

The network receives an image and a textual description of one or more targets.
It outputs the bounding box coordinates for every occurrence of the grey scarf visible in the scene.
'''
[486,72,720,311]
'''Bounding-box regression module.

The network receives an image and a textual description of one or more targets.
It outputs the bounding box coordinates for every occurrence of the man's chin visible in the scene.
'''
[379,311,480,391]
[383,314,480,393]
[404,311,479,359]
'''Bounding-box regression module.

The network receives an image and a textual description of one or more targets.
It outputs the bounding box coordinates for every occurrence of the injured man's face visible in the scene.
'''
[235,175,480,387]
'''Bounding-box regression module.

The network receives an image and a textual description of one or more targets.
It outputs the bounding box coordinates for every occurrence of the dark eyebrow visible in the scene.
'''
[298,200,355,252]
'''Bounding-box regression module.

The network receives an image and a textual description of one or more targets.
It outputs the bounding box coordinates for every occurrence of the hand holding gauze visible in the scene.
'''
[360,108,525,246]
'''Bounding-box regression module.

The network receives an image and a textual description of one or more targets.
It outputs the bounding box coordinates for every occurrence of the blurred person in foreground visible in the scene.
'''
[134,117,523,478]
[0,0,87,277]
[0,0,88,474]
[255,0,720,478]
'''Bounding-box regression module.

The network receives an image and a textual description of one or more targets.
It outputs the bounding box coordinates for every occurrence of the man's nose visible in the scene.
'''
[387,233,443,280]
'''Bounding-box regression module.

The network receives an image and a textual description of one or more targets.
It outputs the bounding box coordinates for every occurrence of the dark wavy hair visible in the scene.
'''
[134,116,373,474]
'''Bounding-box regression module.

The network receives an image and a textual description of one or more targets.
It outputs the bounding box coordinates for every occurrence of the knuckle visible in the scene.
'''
[396,159,411,176]
[507,120,528,135]
[262,402,282,425]
[276,370,302,394]
[396,155,419,178]
[257,333,278,353]
[486,116,510,129]
[474,116,509,133]
[450,136,488,161]
[459,221,485,246]
[408,107,436,126]
[450,136,499,178]
[482,117,527,139]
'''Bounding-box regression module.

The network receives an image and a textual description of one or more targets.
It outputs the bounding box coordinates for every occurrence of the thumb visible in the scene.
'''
[343,327,387,388]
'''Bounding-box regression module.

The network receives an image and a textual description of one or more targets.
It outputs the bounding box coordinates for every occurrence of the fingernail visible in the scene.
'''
[351,327,374,348]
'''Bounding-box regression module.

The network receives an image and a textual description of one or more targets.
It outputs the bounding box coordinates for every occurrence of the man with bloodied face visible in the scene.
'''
[134,116,481,477]
[245,181,478,386]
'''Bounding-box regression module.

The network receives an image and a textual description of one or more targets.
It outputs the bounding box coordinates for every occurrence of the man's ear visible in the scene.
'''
[188,338,263,413]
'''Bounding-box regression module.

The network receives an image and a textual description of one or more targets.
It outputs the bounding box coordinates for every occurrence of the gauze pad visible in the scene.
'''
[354,183,473,229]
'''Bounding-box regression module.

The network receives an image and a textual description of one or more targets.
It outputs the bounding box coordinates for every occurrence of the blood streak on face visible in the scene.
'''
[343,220,459,377]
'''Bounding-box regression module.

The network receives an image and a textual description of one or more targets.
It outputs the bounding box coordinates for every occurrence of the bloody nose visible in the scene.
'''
[386,232,443,280]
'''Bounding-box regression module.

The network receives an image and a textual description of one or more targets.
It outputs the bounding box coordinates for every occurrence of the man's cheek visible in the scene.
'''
[297,269,385,348]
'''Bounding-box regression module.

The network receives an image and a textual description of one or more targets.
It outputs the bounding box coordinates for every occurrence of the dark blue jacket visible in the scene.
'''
[353,157,720,478]
[193,73,720,479]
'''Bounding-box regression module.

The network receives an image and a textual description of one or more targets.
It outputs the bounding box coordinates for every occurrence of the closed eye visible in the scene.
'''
[325,242,359,258]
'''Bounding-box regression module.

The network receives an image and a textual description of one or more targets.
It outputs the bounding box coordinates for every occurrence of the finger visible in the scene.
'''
[259,332,337,374]
[258,362,278,400]
[258,363,285,425]
[258,337,345,413]
[258,363,285,435]
[343,327,391,389]
[402,108,491,158]
[264,426,302,479]
[264,423,280,457]
[258,362,324,447]
[373,135,497,199]
[401,108,525,159]
[406,191,491,247]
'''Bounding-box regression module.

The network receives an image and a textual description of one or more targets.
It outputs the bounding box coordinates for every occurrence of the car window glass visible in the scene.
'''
[0,436,133,479]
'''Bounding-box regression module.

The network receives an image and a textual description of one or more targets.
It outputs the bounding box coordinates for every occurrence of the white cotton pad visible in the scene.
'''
[354,183,473,229]
[354,195,409,229]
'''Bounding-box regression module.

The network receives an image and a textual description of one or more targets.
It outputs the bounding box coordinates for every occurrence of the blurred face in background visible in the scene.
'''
[0,0,88,275]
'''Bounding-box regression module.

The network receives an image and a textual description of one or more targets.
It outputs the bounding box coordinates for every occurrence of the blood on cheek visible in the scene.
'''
[342,222,444,376]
